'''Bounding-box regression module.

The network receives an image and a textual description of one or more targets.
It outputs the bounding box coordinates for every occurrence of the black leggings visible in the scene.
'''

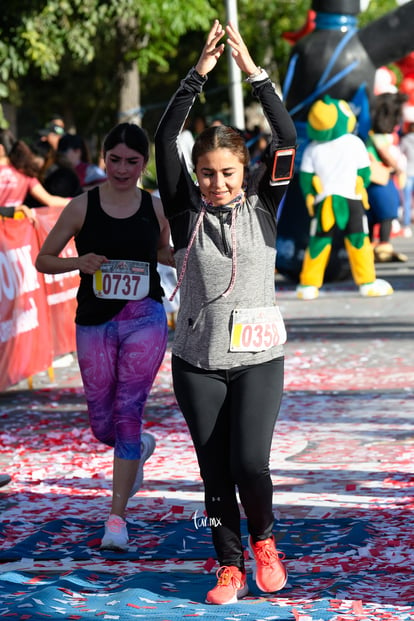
[172,354,284,570]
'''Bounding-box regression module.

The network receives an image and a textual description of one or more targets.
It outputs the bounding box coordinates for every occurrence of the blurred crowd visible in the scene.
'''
[0,114,107,222]
[1,80,413,261]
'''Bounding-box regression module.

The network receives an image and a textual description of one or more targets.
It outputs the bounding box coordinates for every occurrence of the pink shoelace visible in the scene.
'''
[106,515,125,533]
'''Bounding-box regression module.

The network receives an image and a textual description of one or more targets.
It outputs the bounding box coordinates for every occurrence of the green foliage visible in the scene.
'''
[0,0,407,147]
[1,1,99,81]
[358,0,399,27]
[1,0,216,140]
[0,105,9,130]
[0,1,214,88]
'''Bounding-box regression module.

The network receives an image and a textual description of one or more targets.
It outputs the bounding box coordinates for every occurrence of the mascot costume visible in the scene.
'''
[296,95,393,300]
[276,0,414,281]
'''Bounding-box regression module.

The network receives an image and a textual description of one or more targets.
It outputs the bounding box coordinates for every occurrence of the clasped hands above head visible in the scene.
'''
[195,20,259,80]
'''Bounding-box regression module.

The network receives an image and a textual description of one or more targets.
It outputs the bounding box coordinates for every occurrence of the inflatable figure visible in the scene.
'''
[277,0,414,281]
[296,95,393,300]
[282,9,316,45]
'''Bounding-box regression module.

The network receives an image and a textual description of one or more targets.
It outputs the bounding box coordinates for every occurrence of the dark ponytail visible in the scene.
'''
[103,123,149,162]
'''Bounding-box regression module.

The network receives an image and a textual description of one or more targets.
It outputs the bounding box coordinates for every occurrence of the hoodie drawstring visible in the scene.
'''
[169,205,206,302]
[169,191,244,302]
[221,206,237,298]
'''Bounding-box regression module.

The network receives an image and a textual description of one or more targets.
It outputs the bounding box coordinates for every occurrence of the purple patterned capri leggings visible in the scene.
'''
[76,298,168,460]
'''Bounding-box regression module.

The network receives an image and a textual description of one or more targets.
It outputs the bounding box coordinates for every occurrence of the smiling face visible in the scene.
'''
[195,148,245,207]
[104,143,146,191]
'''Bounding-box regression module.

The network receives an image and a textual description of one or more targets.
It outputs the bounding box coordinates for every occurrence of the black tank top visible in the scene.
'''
[74,186,163,325]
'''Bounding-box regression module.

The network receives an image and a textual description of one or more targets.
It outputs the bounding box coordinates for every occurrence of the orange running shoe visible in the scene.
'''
[249,535,288,592]
[205,565,248,604]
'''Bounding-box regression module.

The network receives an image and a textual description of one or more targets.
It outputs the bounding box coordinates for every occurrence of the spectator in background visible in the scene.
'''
[30,117,67,192]
[0,204,36,223]
[246,126,271,171]
[366,92,408,262]
[43,148,83,198]
[30,116,82,200]
[50,114,65,130]
[38,117,66,152]
[0,129,69,214]
[192,115,207,137]
[400,121,414,237]
[57,134,107,190]
[177,119,195,173]
[210,116,224,127]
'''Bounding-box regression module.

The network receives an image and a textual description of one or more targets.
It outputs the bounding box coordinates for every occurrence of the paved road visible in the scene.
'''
[0,230,412,616]
[277,232,414,382]
[2,229,413,396]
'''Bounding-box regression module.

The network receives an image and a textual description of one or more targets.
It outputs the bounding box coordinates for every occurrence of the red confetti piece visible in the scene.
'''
[202,557,216,572]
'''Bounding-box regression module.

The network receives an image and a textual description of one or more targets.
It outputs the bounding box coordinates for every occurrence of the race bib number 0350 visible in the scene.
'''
[230,306,286,352]
[93,260,150,300]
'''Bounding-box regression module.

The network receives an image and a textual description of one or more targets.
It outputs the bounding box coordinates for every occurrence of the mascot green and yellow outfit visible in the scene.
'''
[296,96,393,300]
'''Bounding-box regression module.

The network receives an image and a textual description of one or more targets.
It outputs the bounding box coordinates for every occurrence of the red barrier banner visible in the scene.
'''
[0,217,52,390]
[0,209,80,391]
[35,207,79,357]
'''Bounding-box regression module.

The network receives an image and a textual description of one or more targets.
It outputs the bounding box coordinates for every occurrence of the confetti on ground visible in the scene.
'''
[1,268,414,619]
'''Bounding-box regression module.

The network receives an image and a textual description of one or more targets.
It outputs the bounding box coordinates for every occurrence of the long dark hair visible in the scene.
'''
[372,93,409,134]
[102,123,149,163]
[0,129,41,178]
[192,125,250,169]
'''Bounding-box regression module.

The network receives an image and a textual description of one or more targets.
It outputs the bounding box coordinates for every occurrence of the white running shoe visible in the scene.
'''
[129,432,156,498]
[100,514,129,551]
[296,284,319,300]
[359,279,393,297]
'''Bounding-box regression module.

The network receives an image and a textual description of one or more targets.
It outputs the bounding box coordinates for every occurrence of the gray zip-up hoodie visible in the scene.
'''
[155,68,297,370]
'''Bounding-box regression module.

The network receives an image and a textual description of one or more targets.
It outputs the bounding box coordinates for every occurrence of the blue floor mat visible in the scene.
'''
[0,516,374,561]
[0,569,412,620]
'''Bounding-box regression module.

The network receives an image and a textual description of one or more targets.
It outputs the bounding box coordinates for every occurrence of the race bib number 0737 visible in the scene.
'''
[230,306,286,352]
[93,260,150,300]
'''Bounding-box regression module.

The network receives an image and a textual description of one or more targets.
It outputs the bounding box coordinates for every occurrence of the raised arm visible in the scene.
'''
[154,69,203,217]
[194,20,225,77]
[226,22,296,151]
[225,22,296,209]
[225,21,261,78]
[155,21,226,217]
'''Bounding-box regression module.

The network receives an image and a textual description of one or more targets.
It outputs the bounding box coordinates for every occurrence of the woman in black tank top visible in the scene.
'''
[36,123,174,551]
